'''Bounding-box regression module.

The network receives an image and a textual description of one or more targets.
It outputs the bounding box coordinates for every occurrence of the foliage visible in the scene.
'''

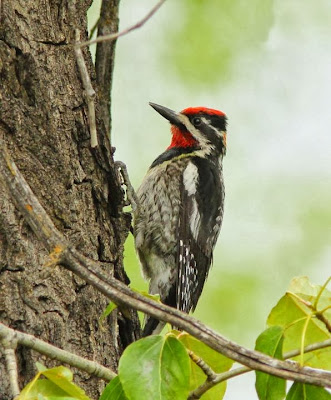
[117,335,190,400]
[99,301,118,326]
[286,383,331,400]
[176,331,233,399]
[255,326,286,400]
[268,276,331,369]
[17,363,90,400]
[18,277,331,399]
[255,276,331,400]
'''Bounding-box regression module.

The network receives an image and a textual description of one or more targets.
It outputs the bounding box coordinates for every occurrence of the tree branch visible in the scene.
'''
[79,0,166,48]
[1,329,20,398]
[316,309,331,334]
[189,338,331,399]
[74,29,98,148]
[0,141,331,389]
[188,350,217,383]
[115,161,138,212]
[0,323,116,382]
[94,0,120,137]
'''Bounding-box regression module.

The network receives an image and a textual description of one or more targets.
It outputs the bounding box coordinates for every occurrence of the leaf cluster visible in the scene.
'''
[18,276,331,400]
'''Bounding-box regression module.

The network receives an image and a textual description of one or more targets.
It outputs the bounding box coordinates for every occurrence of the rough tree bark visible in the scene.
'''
[0,1,137,398]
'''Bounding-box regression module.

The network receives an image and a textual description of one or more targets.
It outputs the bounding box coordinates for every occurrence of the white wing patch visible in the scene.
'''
[183,162,201,239]
[189,198,200,240]
[183,162,198,195]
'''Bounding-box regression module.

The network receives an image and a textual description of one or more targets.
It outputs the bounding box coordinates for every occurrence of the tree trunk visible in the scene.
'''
[0,1,135,398]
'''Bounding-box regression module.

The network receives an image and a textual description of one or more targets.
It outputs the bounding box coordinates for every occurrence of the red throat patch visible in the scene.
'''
[168,125,197,149]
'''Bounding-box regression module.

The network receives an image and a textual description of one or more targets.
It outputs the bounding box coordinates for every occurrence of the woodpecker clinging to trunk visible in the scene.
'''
[134,103,227,336]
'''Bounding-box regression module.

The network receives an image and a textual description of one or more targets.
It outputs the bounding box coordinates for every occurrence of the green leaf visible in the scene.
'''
[19,379,76,400]
[18,366,91,400]
[99,376,128,400]
[118,335,190,400]
[288,276,331,322]
[177,332,233,400]
[99,301,118,325]
[255,326,286,400]
[286,382,331,400]
[268,277,331,369]
[41,366,90,400]
[132,288,161,303]
[42,366,73,382]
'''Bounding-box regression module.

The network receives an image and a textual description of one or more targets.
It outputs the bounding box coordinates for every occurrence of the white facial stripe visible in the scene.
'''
[177,114,213,155]
[208,123,225,138]
[177,114,210,145]
[201,116,226,142]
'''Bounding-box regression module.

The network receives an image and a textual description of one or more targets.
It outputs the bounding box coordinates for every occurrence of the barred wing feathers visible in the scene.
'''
[176,158,224,313]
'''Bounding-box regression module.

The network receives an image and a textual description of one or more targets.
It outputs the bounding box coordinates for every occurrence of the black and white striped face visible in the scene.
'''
[179,110,227,156]
[149,103,227,157]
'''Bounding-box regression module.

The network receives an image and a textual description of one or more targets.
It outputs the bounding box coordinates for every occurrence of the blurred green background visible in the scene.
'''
[88,1,331,398]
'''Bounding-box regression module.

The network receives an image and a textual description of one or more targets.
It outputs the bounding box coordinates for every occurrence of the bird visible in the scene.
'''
[134,102,227,336]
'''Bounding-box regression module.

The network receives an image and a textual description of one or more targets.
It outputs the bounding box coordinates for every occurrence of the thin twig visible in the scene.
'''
[313,276,331,309]
[188,366,249,400]
[188,338,331,399]
[94,0,120,137]
[1,141,331,389]
[4,348,20,398]
[79,0,166,48]
[74,29,98,148]
[188,350,217,381]
[0,323,116,382]
[289,286,331,334]
[284,338,331,359]
[115,161,138,212]
[1,329,20,397]
[89,17,100,40]
[316,312,331,334]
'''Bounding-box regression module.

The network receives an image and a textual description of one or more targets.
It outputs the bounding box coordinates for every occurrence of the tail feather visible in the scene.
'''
[142,317,165,337]
[142,284,176,336]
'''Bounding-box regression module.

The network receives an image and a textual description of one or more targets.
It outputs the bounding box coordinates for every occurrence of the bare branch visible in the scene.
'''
[0,323,116,382]
[1,141,331,389]
[80,0,166,48]
[1,327,20,397]
[189,338,331,399]
[284,338,331,360]
[289,283,331,333]
[94,0,120,137]
[189,365,248,399]
[115,161,138,212]
[89,17,100,40]
[74,29,98,148]
[188,350,217,385]
[316,309,331,334]
[4,348,20,398]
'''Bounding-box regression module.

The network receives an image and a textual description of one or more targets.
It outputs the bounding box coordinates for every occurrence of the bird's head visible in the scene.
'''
[150,102,227,157]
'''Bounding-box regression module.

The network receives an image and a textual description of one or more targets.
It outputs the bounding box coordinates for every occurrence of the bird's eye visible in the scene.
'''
[193,117,201,126]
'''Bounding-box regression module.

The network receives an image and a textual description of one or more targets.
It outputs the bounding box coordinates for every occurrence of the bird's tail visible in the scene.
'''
[142,317,165,337]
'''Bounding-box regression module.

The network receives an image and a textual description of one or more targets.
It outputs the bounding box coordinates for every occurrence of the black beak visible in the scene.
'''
[149,102,185,128]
